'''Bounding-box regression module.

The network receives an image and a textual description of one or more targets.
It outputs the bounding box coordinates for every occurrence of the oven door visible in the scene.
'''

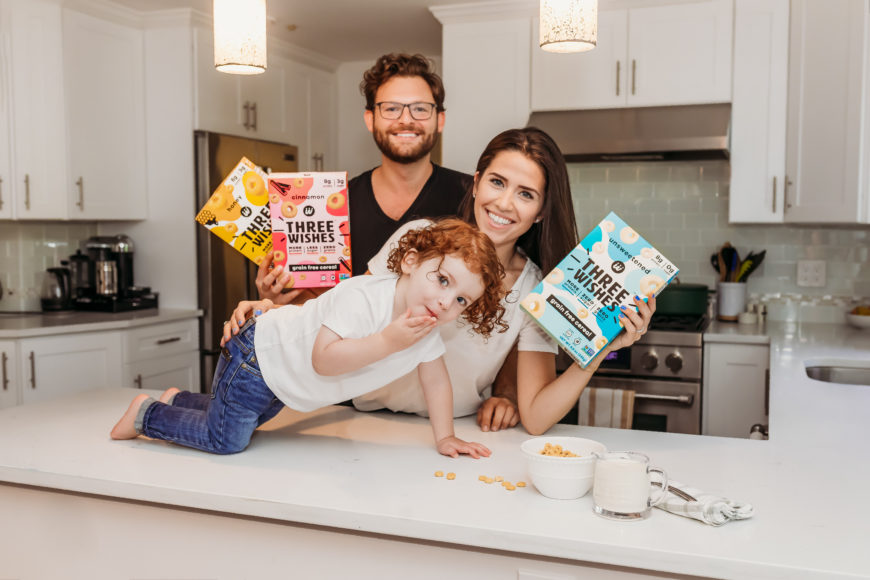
[584,375,701,435]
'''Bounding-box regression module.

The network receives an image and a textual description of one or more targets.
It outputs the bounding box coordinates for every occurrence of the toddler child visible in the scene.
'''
[111,218,506,457]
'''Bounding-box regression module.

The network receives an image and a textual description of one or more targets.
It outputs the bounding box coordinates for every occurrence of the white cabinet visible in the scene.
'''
[306,67,337,171]
[0,341,17,409]
[436,11,532,174]
[702,342,769,438]
[193,27,289,144]
[6,0,68,220]
[62,9,147,220]
[531,0,733,112]
[0,14,11,221]
[783,0,870,223]
[17,332,123,405]
[729,0,790,223]
[121,318,200,392]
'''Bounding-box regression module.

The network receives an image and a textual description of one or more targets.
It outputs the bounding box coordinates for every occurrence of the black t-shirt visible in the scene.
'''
[348,163,471,276]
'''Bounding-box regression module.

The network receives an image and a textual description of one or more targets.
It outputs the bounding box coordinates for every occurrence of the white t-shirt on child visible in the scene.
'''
[353,219,558,418]
[255,274,445,412]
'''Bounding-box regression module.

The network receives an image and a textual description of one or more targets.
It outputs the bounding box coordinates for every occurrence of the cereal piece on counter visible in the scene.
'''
[434,471,444,477]
[478,475,487,481]
[516,481,526,487]
[505,484,516,491]
[446,472,456,480]
[484,477,494,484]
[494,475,504,482]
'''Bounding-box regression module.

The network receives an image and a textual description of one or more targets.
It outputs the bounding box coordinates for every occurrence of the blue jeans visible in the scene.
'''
[140,319,284,454]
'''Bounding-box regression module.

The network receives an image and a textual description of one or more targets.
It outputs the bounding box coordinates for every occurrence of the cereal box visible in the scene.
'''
[194,157,273,265]
[520,212,678,367]
[268,172,351,289]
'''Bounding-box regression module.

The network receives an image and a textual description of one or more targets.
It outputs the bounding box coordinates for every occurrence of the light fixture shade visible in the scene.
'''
[214,0,267,75]
[540,0,598,53]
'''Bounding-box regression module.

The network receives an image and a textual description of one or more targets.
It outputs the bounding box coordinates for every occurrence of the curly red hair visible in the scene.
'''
[386,218,507,338]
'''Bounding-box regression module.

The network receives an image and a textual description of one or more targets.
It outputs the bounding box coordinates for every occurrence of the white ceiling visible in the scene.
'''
[112,0,466,62]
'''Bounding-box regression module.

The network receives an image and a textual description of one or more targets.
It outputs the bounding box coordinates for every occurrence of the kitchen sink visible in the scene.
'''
[805,359,870,386]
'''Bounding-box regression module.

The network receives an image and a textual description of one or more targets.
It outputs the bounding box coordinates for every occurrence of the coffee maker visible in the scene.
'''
[72,235,158,312]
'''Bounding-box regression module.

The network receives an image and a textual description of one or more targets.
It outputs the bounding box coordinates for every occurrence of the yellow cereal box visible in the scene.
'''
[268,172,351,289]
[194,157,272,265]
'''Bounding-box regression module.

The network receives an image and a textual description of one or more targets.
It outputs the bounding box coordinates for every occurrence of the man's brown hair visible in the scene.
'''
[360,53,446,112]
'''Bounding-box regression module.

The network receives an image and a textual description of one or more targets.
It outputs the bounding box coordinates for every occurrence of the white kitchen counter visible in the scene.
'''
[0,307,202,338]
[703,319,770,344]
[0,321,868,579]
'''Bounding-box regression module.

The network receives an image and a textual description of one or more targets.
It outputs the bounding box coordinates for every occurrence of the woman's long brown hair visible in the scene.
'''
[458,127,578,275]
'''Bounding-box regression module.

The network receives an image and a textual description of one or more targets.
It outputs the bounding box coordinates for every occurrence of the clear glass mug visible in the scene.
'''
[592,451,668,521]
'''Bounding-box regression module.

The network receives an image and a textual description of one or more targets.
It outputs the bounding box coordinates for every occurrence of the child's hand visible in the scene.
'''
[381,309,437,352]
[221,299,274,346]
[436,436,491,459]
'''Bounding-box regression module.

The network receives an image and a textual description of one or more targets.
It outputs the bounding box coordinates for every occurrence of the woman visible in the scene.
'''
[242,128,655,434]
[354,128,654,434]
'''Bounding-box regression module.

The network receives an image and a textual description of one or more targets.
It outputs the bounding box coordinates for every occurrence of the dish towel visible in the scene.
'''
[654,480,755,526]
[578,387,635,429]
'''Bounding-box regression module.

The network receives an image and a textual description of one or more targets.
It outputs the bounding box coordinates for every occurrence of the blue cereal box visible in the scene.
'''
[520,212,679,367]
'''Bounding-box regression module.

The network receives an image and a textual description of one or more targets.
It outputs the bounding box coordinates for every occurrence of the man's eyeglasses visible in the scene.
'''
[374,101,437,120]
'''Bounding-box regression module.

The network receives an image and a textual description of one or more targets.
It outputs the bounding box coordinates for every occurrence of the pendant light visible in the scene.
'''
[214,0,267,75]
[539,0,598,53]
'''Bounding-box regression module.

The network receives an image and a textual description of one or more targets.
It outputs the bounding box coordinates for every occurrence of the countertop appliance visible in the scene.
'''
[40,267,72,311]
[561,313,708,434]
[74,235,158,313]
[194,131,298,391]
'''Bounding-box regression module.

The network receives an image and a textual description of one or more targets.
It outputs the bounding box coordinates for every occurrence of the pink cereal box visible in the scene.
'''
[268,172,351,289]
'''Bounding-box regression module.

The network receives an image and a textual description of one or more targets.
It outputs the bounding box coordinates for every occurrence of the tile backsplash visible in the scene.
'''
[568,160,870,301]
[0,222,97,312]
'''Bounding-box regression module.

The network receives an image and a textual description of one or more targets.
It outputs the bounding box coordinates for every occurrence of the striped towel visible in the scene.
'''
[655,480,755,526]
[577,387,635,429]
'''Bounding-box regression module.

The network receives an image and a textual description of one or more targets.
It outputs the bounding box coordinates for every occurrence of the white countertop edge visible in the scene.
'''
[0,308,202,338]
[0,466,851,580]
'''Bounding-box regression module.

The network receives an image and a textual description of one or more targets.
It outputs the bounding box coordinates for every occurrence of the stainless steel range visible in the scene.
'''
[564,314,707,434]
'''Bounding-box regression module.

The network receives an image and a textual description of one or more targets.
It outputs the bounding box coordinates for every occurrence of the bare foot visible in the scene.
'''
[159,387,181,404]
[110,394,151,440]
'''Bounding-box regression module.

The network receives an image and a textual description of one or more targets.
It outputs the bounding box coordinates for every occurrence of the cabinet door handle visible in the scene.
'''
[251,102,257,131]
[75,177,84,210]
[134,374,142,389]
[771,176,777,213]
[764,368,770,416]
[631,59,637,95]
[2,352,8,391]
[0,176,4,211]
[156,336,181,345]
[24,174,30,210]
[29,351,35,389]
[616,60,621,96]
[243,101,251,130]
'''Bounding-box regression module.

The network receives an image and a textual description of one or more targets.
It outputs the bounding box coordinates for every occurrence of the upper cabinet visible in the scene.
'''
[729,0,789,223]
[193,26,336,168]
[5,0,68,220]
[63,8,147,220]
[531,0,733,111]
[731,0,870,224]
[783,0,869,223]
[0,14,11,220]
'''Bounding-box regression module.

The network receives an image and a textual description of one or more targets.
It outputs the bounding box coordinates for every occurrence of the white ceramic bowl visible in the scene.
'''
[520,436,607,500]
[846,313,870,329]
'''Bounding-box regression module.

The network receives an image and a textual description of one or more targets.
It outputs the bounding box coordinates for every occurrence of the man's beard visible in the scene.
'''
[373,123,439,164]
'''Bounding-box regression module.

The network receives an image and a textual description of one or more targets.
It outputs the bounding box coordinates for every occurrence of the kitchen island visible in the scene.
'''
[1,321,868,579]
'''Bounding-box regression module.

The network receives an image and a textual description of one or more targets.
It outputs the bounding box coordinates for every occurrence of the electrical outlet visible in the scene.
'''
[796,260,826,287]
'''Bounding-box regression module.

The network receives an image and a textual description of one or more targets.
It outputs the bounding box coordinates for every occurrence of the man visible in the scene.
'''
[256,53,468,295]
[253,53,517,431]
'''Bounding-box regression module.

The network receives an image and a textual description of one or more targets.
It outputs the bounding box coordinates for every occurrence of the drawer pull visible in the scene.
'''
[156,336,182,345]
[134,374,142,389]
[2,352,7,391]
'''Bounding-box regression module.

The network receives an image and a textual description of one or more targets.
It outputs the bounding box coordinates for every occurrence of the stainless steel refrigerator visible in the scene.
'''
[194,131,298,391]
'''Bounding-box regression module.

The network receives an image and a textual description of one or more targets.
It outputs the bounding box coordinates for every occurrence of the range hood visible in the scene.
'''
[527,103,731,162]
